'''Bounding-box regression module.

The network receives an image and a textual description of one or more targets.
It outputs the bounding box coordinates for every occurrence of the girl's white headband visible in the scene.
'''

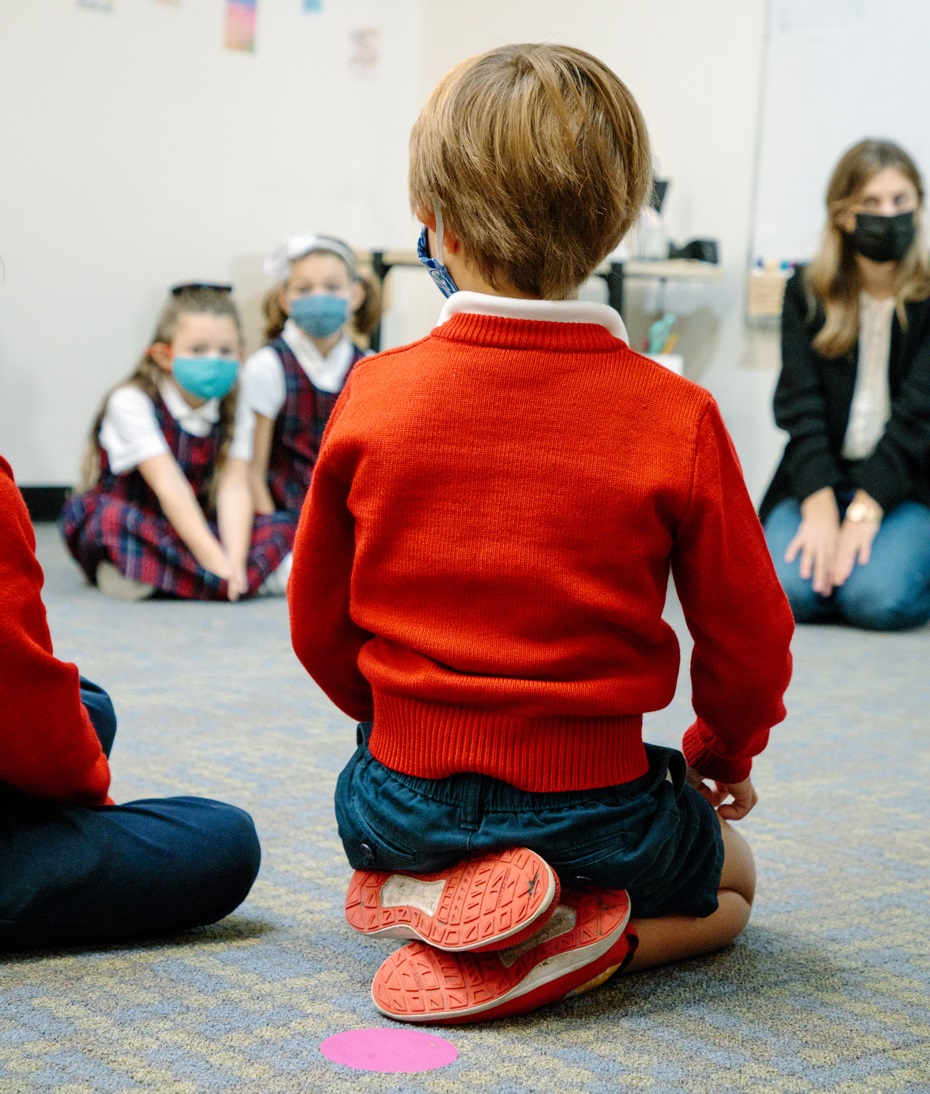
[264,233,359,283]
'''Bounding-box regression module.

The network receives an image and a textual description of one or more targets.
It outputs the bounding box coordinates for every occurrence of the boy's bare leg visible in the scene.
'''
[624,817,755,972]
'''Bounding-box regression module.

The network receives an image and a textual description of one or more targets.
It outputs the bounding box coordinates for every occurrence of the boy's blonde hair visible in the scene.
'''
[410,43,652,299]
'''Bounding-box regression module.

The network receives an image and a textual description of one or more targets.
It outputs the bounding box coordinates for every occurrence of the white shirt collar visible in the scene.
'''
[158,377,220,434]
[282,319,355,394]
[436,291,629,343]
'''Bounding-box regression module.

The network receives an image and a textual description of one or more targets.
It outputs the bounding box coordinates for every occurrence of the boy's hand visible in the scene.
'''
[687,768,758,820]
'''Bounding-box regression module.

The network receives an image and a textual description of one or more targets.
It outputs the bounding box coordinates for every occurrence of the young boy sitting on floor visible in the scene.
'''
[289,42,794,1024]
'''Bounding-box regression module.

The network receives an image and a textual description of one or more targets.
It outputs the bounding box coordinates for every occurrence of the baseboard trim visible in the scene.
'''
[21,485,70,523]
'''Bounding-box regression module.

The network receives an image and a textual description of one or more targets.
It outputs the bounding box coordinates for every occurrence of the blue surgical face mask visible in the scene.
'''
[172,356,238,401]
[290,294,349,339]
[417,207,459,297]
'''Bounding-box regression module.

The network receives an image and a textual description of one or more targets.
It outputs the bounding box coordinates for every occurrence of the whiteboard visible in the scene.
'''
[752,0,930,265]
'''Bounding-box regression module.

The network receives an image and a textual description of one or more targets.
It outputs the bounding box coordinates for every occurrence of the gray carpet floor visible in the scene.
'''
[1,524,928,1093]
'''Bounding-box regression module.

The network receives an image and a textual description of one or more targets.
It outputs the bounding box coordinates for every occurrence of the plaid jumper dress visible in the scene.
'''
[60,390,297,600]
[265,338,365,513]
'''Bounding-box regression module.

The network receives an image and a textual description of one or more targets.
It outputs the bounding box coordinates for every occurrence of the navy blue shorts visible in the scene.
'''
[335,724,724,918]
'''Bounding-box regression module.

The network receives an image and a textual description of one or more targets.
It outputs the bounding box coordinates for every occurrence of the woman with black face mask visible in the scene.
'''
[759,139,930,630]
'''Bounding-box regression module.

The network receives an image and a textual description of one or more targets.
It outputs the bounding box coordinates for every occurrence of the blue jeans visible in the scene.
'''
[0,678,261,950]
[764,497,930,631]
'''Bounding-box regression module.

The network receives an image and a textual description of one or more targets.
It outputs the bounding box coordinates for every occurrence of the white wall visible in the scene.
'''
[755,0,930,265]
[1,0,785,500]
[0,0,423,484]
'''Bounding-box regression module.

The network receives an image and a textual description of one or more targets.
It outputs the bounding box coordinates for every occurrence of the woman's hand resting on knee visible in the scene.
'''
[832,489,883,587]
[785,487,841,595]
[687,768,758,821]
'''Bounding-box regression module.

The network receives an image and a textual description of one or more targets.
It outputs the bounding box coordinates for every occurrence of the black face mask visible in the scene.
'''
[845,210,916,263]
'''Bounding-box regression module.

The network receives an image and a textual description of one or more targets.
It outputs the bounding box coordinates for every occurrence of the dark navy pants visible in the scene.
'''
[0,679,261,950]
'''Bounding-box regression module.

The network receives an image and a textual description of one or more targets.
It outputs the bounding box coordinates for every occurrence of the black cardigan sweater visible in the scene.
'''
[759,267,930,524]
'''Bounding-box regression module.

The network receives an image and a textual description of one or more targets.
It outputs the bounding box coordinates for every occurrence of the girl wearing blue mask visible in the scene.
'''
[760,139,930,630]
[242,234,380,519]
[60,284,296,601]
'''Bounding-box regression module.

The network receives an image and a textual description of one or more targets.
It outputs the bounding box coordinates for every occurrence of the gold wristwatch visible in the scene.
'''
[845,499,883,523]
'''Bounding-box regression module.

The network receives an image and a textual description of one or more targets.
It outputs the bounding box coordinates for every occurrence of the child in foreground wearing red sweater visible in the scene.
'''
[290,43,794,1024]
[0,455,260,948]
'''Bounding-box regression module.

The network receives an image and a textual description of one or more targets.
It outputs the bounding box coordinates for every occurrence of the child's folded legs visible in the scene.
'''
[345,847,559,953]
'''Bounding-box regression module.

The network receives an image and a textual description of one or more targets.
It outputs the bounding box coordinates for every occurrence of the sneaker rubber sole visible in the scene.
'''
[371,886,633,1024]
[346,847,559,953]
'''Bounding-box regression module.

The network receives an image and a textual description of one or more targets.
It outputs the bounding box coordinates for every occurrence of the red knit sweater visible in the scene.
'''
[0,458,111,805]
[290,309,793,791]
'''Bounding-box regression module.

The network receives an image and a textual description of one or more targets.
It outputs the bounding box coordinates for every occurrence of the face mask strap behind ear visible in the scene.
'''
[434,205,446,266]
[417,203,459,298]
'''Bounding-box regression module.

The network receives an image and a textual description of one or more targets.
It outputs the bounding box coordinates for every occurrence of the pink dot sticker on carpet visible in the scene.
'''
[320,1028,458,1073]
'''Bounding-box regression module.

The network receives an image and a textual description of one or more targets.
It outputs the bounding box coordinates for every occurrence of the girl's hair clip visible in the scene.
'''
[171,282,234,296]
[264,233,359,283]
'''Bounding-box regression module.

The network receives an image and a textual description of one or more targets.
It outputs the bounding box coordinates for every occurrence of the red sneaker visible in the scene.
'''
[345,848,559,953]
[371,887,635,1024]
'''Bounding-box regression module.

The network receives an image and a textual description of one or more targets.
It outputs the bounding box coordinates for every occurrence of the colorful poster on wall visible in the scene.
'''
[78,0,113,10]
[224,0,257,52]
[302,0,322,12]
[349,27,381,76]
